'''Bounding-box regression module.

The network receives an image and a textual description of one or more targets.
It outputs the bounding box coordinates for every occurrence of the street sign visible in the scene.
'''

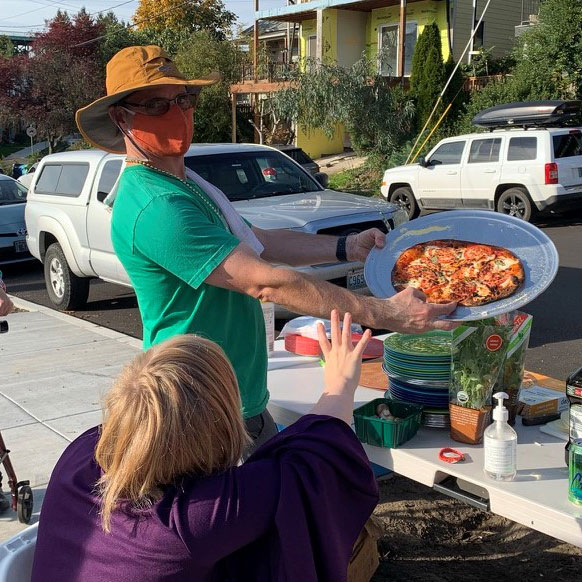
[26,126,37,138]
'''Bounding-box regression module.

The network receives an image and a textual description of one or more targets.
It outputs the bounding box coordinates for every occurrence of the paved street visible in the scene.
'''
[3,212,582,380]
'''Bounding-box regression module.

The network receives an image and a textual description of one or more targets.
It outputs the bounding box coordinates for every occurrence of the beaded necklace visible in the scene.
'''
[126,158,223,222]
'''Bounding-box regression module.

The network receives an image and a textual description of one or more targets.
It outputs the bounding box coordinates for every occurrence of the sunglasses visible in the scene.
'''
[122,91,200,117]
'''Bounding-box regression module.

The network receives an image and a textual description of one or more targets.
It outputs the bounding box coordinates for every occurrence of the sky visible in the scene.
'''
[0,0,287,35]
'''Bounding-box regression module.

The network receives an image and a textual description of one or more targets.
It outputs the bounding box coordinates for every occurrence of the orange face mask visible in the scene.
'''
[127,105,193,157]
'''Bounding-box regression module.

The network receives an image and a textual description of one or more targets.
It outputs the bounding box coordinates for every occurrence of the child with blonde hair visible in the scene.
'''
[32,310,378,582]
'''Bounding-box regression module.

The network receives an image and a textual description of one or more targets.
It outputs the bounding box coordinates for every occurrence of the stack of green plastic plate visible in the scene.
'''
[383,331,453,428]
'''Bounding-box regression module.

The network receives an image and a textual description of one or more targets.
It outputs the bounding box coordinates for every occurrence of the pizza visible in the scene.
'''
[391,240,524,307]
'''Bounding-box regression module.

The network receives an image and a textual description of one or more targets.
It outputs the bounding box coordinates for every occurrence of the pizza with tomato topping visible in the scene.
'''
[391,240,524,306]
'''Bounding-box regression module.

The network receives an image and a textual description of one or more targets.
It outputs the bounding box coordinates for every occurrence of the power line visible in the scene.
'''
[0,0,137,29]
[0,0,83,25]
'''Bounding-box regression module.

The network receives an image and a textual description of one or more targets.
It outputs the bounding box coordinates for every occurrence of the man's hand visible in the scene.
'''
[346,228,386,263]
[0,288,14,317]
[385,287,458,333]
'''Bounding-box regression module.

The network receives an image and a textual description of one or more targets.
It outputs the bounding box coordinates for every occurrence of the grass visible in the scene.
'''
[328,161,384,198]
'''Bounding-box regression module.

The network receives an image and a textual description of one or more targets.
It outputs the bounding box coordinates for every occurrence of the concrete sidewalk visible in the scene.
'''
[0,298,141,541]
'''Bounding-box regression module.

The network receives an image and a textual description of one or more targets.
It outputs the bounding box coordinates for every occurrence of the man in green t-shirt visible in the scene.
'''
[76,46,456,452]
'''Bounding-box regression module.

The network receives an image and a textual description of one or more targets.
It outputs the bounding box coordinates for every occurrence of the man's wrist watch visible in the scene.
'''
[336,236,348,262]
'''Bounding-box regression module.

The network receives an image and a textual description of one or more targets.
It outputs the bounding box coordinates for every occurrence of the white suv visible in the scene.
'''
[381,127,582,221]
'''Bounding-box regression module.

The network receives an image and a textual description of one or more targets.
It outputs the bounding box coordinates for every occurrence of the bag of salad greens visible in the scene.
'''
[449,315,513,444]
[496,312,533,425]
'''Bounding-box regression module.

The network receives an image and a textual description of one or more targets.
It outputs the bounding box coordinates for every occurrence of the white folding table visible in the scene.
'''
[266,340,582,549]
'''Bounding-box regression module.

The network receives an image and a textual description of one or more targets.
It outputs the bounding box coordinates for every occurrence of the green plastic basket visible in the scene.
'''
[353,398,423,448]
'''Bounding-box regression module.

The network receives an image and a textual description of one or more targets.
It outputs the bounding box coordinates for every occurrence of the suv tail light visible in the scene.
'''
[545,163,559,185]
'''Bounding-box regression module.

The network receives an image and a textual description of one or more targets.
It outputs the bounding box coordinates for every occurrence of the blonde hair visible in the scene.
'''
[95,335,250,532]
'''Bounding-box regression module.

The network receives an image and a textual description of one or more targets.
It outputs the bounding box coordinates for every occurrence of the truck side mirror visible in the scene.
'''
[314,172,329,188]
[418,157,428,167]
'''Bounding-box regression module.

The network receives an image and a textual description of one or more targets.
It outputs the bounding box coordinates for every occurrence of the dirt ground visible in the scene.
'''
[371,475,582,582]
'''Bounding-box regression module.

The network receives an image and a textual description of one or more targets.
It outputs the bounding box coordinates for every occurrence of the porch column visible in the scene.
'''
[316,9,323,63]
[253,1,261,143]
[398,0,407,78]
[253,0,260,81]
[468,0,477,64]
[231,93,237,143]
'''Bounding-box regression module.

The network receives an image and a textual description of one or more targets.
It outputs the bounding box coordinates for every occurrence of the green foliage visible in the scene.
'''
[457,0,582,133]
[96,12,148,67]
[174,30,250,143]
[0,36,15,58]
[417,45,446,129]
[409,22,440,94]
[273,55,415,159]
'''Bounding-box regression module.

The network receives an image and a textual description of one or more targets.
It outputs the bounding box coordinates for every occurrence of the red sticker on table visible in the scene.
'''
[485,334,503,352]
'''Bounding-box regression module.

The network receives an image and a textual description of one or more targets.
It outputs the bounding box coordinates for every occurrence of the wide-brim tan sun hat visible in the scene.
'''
[76,45,220,154]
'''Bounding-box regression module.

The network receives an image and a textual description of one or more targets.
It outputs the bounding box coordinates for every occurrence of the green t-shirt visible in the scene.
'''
[111,165,268,419]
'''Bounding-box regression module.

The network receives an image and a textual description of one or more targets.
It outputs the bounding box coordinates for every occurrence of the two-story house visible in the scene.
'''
[231,0,540,159]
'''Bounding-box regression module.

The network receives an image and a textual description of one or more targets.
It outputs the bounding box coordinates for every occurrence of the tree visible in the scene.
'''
[0,36,15,58]
[134,0,235,52]
[96,12,148,68]
[25,10,105,152]
[409,23,445,131]
[273,55,415,159]
[174,30,250,142]
[409,23,441,94]
[456,0,582,134]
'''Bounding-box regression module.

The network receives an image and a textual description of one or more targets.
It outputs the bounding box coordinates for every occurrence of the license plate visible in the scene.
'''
[347,268,366,290]
[14,240,27,253]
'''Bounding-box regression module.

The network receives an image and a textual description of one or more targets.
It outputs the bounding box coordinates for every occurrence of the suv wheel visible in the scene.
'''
[389,186,420,220]
[44,243,90,311]
[496,188,536,222]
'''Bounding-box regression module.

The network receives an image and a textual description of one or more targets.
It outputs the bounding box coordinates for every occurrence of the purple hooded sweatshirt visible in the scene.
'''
[31,415,379,581]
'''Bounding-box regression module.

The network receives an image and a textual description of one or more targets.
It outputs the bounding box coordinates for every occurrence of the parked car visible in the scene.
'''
[272,144,321,176]
[0,174,30,264]
[381,105,582,222]
[17,162,39,190]
[25,144,408,314]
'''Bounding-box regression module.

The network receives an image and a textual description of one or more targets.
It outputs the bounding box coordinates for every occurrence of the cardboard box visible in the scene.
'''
[517,384,569,418]
[347,517,383,582]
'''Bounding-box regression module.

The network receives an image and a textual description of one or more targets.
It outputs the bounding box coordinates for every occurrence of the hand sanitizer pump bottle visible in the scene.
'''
[484,392,517,481]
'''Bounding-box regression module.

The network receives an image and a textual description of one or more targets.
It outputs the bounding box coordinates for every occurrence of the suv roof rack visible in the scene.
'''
[472,100,582,129]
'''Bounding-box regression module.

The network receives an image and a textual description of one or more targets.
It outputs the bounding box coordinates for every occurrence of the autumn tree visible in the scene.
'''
[134,0,236,54]
[26,10,105,152]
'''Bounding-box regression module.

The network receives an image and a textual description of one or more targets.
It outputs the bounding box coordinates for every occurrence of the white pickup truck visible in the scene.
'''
[25,144,407,313]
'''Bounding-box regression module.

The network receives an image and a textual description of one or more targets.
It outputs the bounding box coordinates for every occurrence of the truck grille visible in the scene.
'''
[316,220,392,237]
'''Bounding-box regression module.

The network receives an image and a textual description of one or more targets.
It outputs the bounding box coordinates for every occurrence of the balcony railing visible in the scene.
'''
[520,0,540,24]
[237,61,298,84]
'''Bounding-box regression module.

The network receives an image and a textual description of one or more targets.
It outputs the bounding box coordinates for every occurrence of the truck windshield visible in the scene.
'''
[184,151,322,201]
[0,179,27,205]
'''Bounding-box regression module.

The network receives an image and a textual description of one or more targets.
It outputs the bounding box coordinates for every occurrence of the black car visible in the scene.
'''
[272,145,320,175]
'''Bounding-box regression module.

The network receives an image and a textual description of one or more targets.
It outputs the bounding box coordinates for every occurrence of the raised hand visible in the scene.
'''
[317,310,372,396]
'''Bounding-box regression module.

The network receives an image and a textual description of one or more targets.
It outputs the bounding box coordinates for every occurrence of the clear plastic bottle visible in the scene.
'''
[484,392,517,481]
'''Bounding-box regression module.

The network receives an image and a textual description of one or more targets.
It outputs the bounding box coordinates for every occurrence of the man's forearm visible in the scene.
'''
[258,269,388,329]
[253,227,340,267]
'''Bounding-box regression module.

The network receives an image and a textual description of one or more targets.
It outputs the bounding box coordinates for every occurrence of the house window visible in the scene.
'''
[378,22,417,77]
[473,21,485,48]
